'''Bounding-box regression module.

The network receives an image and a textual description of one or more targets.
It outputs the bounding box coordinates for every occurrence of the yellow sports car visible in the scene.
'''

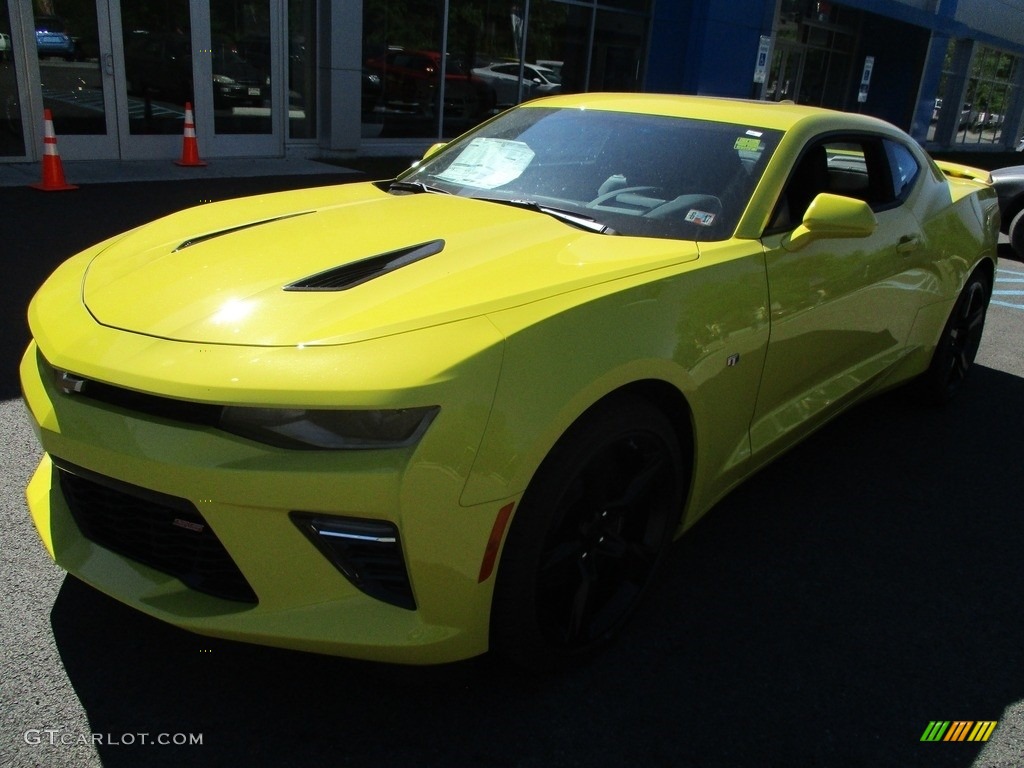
[21,94,998,669]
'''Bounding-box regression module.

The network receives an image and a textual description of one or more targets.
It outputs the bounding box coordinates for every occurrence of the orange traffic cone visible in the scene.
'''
[175,102,207,167]
[31,109,78,191]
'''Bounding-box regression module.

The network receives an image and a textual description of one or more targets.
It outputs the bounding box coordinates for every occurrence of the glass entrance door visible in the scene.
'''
[37,0,282,160]
[766,44,803,102]
[201,0,282,156]
[37,0,120,159]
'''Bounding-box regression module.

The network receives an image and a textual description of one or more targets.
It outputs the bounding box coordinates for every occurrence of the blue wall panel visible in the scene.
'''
[645,0,692,93]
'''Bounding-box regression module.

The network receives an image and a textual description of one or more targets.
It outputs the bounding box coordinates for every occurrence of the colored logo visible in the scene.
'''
[920,721,997,742]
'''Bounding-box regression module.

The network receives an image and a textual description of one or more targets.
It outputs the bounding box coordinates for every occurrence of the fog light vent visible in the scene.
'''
[291,514,416,610]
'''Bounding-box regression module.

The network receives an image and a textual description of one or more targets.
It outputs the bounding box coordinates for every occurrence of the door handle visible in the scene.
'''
[896,234,920,255]
[103,54,114,76]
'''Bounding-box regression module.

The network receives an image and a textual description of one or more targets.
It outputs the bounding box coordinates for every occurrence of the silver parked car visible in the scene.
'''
[471,62,561,108]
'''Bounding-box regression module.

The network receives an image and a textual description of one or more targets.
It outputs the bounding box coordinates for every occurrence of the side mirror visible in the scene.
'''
[422,142,447,161]
[783,193,877,252]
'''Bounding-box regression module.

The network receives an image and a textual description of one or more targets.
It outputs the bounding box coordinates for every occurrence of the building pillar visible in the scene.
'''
[319,0,363,153]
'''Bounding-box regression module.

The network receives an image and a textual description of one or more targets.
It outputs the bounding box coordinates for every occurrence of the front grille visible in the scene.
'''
[41,350,222,427]
[54,459,257,604]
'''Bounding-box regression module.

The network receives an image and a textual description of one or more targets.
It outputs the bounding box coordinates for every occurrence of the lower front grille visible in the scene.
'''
[54,459,258,604]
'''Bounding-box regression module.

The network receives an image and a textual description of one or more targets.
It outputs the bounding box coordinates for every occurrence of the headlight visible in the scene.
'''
[213,74,237,85]
[219,406,439,450]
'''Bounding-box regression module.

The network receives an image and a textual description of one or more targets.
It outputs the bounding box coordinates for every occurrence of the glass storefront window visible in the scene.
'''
[590,9,645,91]
[361,0,445,139]
[288,0,315,138]
[956,44,1019,147]
[361,0,649,140]
[1,0,26,156]
[524,1,589,95]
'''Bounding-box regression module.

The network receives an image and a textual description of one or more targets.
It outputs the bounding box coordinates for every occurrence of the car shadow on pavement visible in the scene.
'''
[48,365,1024,768]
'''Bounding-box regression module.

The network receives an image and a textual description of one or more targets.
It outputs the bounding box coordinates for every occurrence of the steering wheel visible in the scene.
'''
[587,185,665,209]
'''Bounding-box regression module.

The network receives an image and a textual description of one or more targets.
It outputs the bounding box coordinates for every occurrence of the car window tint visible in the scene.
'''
[770,135,899,231]
[884,139,920,201]
[405,107,783,241]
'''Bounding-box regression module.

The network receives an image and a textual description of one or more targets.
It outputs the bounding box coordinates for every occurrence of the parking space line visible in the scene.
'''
[993,267,1024,310]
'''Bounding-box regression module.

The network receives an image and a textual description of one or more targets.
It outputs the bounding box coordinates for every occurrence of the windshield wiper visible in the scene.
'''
[387,180,450,195]
[474,198,617,235]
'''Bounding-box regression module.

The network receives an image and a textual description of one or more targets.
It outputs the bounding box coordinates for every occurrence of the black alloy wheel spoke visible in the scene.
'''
[536,431,675,646]
[944,282,987,388]
[566,556,598,640]
[540,537,586,576]
[604,445,666,513]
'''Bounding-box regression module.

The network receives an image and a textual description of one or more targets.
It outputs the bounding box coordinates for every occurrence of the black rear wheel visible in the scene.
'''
[490,397,687,670]
[921,269,991,403]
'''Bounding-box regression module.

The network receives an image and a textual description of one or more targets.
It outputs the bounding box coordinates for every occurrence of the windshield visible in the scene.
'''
[536,69,561,85]
[399,106,782,241]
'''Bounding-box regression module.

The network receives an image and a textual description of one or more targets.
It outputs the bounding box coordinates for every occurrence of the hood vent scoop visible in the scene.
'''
[285,239,445,292]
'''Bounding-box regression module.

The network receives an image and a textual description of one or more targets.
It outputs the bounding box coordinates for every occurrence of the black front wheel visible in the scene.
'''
[490,397,687,670]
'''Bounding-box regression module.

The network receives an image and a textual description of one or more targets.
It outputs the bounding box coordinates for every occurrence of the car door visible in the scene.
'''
[751,134,926,458]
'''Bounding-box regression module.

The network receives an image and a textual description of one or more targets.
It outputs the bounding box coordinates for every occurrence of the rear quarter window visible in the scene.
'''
[884,140,920,201]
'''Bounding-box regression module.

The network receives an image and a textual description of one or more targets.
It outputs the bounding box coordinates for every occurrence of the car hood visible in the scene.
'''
[82,183,698,346]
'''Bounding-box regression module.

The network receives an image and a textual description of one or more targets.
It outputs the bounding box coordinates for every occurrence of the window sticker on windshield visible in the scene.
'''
[686,209,716,227]
[436,138,535,189]
[734,137,763,152]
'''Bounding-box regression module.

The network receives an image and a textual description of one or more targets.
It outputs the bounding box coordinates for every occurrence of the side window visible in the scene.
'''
[884,140,920,202]
[769,136,895,232]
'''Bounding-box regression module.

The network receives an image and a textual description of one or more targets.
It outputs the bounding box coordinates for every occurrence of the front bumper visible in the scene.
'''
[20,322,514,664]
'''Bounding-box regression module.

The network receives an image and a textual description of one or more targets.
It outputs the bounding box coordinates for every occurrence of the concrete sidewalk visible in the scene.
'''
[0,157,362,188]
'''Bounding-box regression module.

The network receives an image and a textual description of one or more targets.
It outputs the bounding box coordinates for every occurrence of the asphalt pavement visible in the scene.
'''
[1,164,1023,768]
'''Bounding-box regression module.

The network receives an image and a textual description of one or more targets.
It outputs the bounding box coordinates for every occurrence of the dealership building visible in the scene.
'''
[1,0,1023,164]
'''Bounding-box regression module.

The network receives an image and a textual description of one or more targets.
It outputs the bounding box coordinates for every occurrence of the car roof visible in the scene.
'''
[520,92,900,136]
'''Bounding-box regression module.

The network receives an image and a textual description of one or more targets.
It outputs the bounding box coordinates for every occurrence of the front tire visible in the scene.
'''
[490,397,687,670]
[921,269,991,403]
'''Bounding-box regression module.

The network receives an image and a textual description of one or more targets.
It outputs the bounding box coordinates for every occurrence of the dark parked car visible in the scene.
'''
[124,32,266,110]
[990,164,1024,258]
[35,16,76,60]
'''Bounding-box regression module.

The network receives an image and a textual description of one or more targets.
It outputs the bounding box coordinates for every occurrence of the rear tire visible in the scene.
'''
[490,397,687,671]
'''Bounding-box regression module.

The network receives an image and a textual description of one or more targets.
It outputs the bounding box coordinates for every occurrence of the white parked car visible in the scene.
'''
[471,62,561,107]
